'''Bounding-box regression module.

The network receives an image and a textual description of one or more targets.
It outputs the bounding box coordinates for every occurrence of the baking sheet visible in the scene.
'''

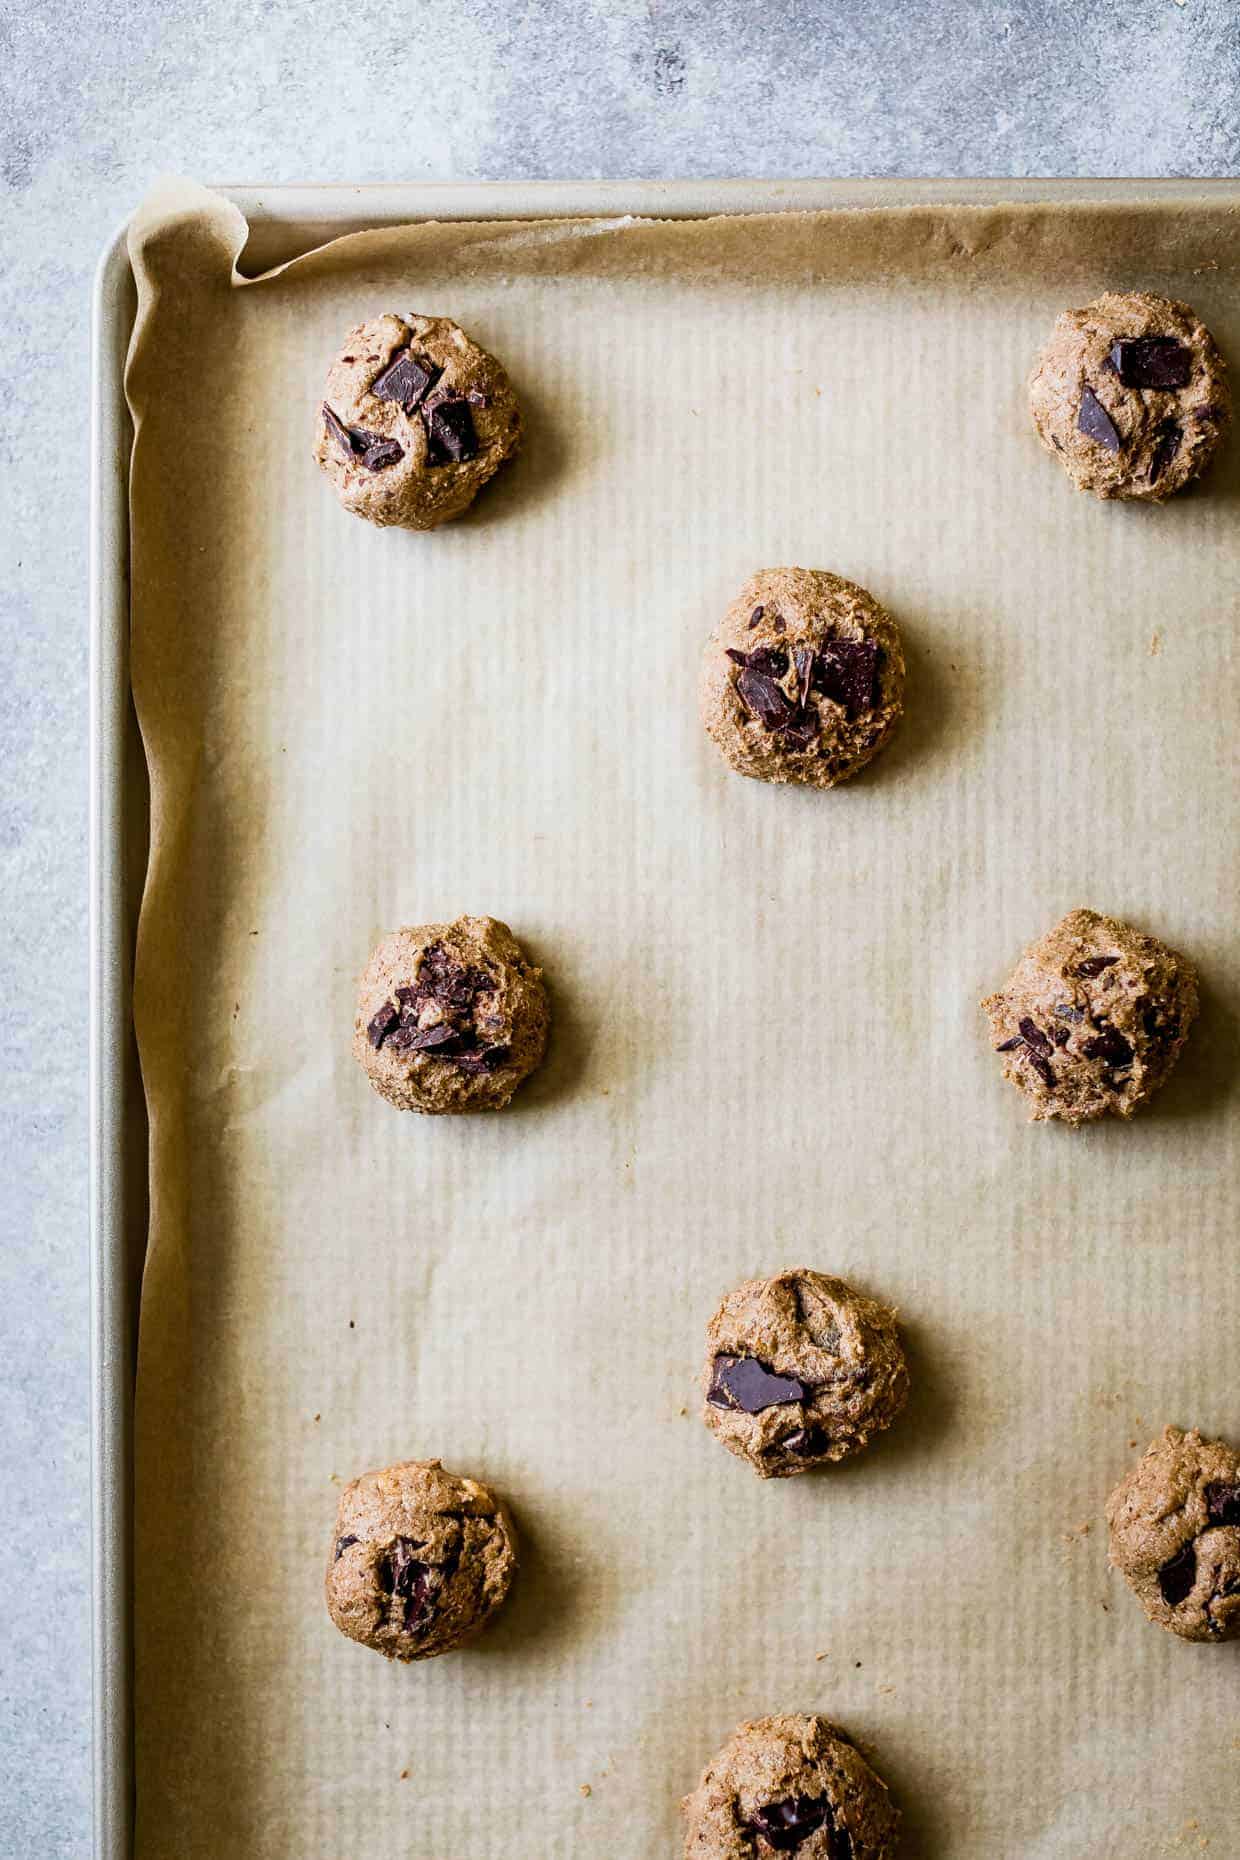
[125,177,1240,1859]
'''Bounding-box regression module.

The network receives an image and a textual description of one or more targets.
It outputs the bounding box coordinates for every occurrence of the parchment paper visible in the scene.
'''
[126,179,1240,1859]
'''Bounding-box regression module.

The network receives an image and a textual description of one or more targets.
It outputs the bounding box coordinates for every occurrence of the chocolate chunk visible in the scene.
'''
[1142,1004,1178,1044]
[725,648,750,667]
[770,615,786,634]
[747,647,790,679]
[384,1538,435,1633]
[398,1022,464,1053]
[1110,337,1192,391]
[1149,422,1180,484]
[419,943,494,1010]
[707,1354,808,1413]
[371,347,439,413]
[1078,385,1121,453]
[748,605,765,628]
[424,397,479,465]
[779,716,820,752]
[1083,1026,1134,1068]
[451,1043,511,1074]
[1158,1540,1197,1607]
[998,1027,1057,1088]
[1074,956,1118,977]
[751,1795,834,1852]
[1053,1001,1086,1023]
[781,1426,828,1457]
[1051,1026,1071,1047]
[334,1534,360,1561]
[1206,1484,1240,1527]
[814,639,879,719]
[322,403,361,458]
[737,666,795,731]
[360,436,405,472]
[367,1001,400,1049]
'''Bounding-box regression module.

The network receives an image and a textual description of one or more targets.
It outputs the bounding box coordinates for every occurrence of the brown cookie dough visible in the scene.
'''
[700,569,905,789]
[1028,291,1230,501]
[326,1458,517,1661]
[701,1269,909,1480]
[314,312,520,528]
[982,907,1198,1125]
[683,1714,900,1859]
[1106,1426,1240,1644]
[354,915,549,1115]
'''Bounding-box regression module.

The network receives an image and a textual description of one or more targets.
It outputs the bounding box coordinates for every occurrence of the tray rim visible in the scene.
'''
[89,173,1240,1860]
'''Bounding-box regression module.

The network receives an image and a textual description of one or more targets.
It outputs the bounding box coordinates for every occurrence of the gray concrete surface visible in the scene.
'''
[2,1,1238,1851]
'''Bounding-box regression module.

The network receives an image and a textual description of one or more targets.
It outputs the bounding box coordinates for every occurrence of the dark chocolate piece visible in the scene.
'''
[395,1022,464,1054]
[451,1043,511,1074]
[747,647,790,679]
[1206,1484,1240,1527]
[1149,422,1181,484]
[1074,956,1119,977]
[748,604,765,628]
[1082,1026,1134,1069]
[360,436,405,472]
[1110,337,1192,391]
[707,1354,808,1413]
[370,347,439,413]
[424,397,479,465]
[779,716,820,752]
[750,1795,837,1852]
[1141,1002,1179,1045]
[737,666,795,731]
[323,402,361,458]
[1158,1540,1198,1608]
[334,1534,360,1561]
[368,1000,400,1049]
[383,1538,436,1633]
[999,1024,1057,1088]
[1078,385,1121,452]
[418,943,494,1010]
[814,639,879,719]
[781,1426,829,1457]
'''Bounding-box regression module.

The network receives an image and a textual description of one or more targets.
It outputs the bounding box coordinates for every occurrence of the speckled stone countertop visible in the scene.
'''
[2,1,1237,1850]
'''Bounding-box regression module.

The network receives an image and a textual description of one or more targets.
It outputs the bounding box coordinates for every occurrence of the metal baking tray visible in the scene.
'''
[90,176,1232,1860]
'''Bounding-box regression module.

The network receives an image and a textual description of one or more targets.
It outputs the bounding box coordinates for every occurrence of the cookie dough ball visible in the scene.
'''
[700,569,905,789]
[354,915,549,1115]
[326,1458,517,1661]
[683,1714,900,1859]
[1106,1426,1240,1644]
[314,312,520,528]
[1028,291,1230,501]
[701,1269,909,1480]
[982,907,1198,1125]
